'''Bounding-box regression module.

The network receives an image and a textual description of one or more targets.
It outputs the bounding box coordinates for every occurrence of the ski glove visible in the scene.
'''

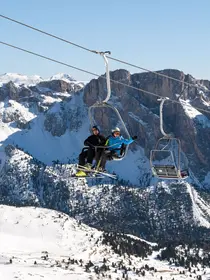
[132,136,137,140]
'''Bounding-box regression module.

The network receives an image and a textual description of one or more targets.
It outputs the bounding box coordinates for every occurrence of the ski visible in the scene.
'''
[71,175,105,179]
[76,165,117,179]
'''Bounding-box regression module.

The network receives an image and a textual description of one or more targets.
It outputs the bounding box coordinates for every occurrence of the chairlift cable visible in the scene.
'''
[0,14,207,92]
[1,40,210,116]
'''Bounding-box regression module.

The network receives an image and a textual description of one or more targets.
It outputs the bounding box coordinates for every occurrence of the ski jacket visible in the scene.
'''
[84,134,106,148]
[105,135,134,155]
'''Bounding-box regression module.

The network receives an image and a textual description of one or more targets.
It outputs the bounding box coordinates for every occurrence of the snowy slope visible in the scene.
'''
[186,182,210,227]
[180,99,210,128]
[0,205,209,280]
[2,146,210,246]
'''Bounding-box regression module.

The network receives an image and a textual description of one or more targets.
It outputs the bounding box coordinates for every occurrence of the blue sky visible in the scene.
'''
[1,0,210,81]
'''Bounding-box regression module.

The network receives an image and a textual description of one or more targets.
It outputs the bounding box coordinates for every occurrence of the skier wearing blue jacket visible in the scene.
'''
[97,127,137,171]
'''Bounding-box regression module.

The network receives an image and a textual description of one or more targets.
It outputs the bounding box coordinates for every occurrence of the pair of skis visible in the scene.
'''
[74,164,117,179]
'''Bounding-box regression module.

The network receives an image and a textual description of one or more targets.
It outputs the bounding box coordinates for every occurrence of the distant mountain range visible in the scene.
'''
[0,72,76,85]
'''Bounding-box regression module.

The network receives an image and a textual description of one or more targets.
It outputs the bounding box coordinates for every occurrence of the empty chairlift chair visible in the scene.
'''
[150,98,189,180]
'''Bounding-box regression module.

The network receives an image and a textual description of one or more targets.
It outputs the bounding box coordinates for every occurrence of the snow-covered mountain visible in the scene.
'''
[0,73,43,86]
[1,205,209,280]
[50,73,75,81]
[1,70,210,260]
[0,72,86,87]
[49,73,87,87]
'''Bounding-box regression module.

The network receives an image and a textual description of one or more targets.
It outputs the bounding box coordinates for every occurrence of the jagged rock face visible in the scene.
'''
[199,79,210,91]
[0,79,86,134]
[38,80,70,93]
[5,144,17,157]
[84,69,210,182]
[18,86,33,100]
[44,111,68,137]
[0,82,34,102]
[1,103,31,129]
[0,85,9,101]
[37,80,83,94]
[0,81,18,101]
[44,96,86,136]
[0,79,83,105]
[44,113,66,136]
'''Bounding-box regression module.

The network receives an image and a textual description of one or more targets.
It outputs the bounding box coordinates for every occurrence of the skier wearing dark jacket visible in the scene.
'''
[78,126,106,168]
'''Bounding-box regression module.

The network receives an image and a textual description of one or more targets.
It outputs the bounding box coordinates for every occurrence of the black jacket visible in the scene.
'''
[84,134,106,148]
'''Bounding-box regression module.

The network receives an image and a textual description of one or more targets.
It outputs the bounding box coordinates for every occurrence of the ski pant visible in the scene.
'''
[79,147,95,166]
[94,148,104,168]
[98,150,115,169]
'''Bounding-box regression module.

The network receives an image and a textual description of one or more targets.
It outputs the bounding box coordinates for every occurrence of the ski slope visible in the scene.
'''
[0,205,209,280]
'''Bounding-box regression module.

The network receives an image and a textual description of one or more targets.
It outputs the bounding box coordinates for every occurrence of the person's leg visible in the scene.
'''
[94,148,103,168]
[79,150,88,166]
[86,148,95,164]
[99,150,111,170]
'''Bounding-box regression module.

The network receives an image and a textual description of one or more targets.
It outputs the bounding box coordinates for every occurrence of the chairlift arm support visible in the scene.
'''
[158,97,171,138]
[102,53,111,103]
[93,51,111,103]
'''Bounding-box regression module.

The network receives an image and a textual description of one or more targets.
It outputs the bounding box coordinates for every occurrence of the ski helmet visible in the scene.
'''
[112,127,120,133]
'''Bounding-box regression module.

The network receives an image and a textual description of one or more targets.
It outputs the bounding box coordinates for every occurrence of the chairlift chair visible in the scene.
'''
[150,98,189,179]
[88,51,131,161]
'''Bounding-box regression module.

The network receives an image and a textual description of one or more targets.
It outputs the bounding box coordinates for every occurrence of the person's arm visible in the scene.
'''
[84,136,93,147]
[122,138,134,145]
[121,135,137,145]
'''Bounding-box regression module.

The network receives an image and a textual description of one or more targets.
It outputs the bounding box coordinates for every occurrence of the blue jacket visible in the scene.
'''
[106,135,134,155]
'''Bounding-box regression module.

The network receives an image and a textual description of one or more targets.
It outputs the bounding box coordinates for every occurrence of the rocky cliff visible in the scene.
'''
[84,69,210,184]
